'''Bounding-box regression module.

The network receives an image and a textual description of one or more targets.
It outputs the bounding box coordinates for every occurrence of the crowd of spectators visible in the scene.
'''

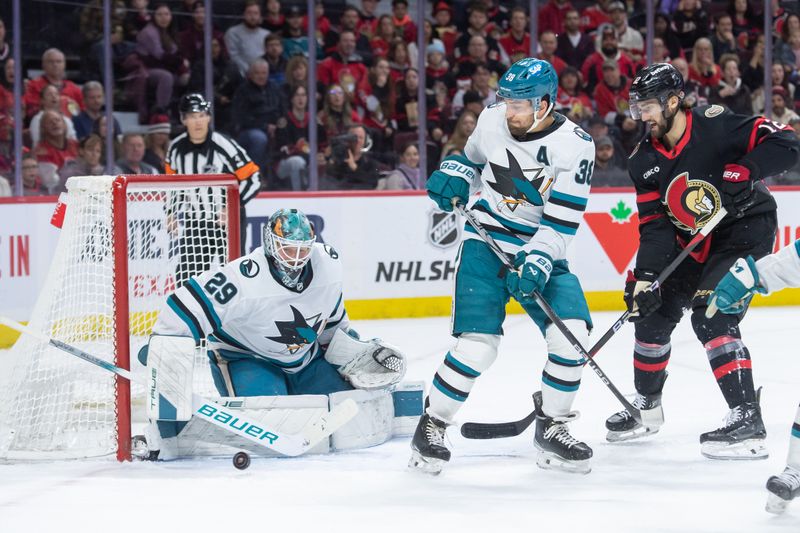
[2,0,800,196]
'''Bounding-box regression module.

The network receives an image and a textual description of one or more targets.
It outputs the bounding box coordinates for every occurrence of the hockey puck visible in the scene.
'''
[233,451,251,470]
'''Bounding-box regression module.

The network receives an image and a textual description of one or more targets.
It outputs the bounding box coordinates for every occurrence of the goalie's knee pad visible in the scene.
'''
[330,381,425,451]
[451,332,501,374]
[146,335,198,422]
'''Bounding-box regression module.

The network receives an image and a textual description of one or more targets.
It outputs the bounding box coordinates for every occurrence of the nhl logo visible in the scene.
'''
[428,210,460,248]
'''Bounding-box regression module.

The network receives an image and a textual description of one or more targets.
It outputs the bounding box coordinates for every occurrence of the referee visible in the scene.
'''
[165,93,262,285]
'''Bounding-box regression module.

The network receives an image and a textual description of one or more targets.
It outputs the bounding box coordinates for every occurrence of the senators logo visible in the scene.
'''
[664,173,721,234]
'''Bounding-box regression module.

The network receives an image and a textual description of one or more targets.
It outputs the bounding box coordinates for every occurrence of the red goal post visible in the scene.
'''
[0,174,240,462]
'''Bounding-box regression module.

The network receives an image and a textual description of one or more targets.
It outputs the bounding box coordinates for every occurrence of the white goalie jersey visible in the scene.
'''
[462,104,596,259]
[154,243,349,373]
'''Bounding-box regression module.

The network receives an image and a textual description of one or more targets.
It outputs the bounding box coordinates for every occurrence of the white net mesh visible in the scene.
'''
[0,175,236,460]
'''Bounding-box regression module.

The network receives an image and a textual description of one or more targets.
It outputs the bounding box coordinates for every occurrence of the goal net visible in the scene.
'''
[0,175,240,461]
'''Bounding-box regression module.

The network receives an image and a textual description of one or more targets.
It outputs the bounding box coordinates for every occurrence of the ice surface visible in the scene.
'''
[1,309,799,532]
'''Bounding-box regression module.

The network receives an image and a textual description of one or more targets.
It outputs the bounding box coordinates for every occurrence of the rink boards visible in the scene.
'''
[2,187,800,347]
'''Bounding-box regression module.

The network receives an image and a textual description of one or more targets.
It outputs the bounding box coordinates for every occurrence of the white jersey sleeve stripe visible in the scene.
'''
[757,239,800,293]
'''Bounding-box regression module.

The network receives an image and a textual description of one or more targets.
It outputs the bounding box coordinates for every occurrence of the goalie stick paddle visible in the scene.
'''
[0,316,358,457]
[456,204,728,439]
[454,202,643,425]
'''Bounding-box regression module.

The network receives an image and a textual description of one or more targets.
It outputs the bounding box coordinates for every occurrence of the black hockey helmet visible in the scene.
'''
[179,93,211,117]
[629,63,684,120]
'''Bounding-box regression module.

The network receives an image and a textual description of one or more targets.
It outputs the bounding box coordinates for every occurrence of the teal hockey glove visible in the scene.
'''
[708,256,765,315]
[426,155,478,212]
[506,250,553,301]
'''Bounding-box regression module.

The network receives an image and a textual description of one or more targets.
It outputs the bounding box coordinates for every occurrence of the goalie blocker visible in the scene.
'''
[138,334,422,459]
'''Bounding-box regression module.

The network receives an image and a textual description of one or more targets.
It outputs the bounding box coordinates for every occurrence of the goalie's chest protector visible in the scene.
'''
[217,244,344,371]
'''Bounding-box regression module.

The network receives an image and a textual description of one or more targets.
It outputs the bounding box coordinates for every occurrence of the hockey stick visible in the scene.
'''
[453,202,647,433]
[460,206,728,439]
[0,316,358,457]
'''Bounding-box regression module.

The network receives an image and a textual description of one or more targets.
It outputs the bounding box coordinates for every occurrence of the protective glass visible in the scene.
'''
[270,233,316,270]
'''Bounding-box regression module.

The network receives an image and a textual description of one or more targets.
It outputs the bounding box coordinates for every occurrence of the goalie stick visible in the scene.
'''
[0,316,358,457]
[459,205,728,439]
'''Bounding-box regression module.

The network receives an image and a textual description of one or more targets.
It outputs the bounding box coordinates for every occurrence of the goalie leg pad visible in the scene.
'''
[428,333,500,423]
[146,335,197,421]
[391,381,425,437]
[330,389,395,451]
[324,328,407,390]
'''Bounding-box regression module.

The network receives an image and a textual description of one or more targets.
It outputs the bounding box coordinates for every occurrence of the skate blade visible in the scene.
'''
[766,493,790,514]
[408,450,445,475]
[535,450,591,475]
[606,425,660,443]
[700,439,768,460]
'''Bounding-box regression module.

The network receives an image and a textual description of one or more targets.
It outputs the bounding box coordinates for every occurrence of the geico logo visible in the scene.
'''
[196,403,279,444]
[440,162,475,179]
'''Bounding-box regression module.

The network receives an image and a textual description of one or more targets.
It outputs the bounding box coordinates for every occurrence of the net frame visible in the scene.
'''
[0,174,240,462]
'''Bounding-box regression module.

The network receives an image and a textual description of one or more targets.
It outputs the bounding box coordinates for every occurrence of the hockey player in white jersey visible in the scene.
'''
[708,241,800,513]
[134,208,411,459]
[409,58,596,474]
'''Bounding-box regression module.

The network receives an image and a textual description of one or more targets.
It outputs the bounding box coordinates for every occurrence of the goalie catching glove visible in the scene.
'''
[324,328,407,389]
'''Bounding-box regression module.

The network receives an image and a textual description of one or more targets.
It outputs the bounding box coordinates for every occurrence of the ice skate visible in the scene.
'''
[605,392,664,442]
[700,401,767,460]
[131,435,160,461]
[766,466,800,514]
[409,413,451,475]
[533,392,592,474]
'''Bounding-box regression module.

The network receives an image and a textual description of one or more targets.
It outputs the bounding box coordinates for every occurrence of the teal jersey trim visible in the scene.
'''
[549,190,589,208]
[474,198,539,236]
[792,426,800,439]
[186,279,249,351]
[794,239,800,259]
[166,296,201,341]
[539,217,579,236]
[464,223,526,245]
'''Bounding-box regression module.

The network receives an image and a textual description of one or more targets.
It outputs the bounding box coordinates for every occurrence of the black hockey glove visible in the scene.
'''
[624,270,662,322]
[720,163,757,218]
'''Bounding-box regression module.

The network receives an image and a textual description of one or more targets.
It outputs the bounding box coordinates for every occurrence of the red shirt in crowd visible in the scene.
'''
[539,0,574,36]
[499,33,531,64]
[34,138,79,171]
[593,78,632,118]
[24,76,84,119]
[689,64,722,88]
[580,5,612,33]
[317,53,368,95]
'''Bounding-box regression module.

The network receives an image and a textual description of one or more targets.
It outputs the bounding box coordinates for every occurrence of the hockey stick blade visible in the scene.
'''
[460,410,536,439]
[0,316,359,457]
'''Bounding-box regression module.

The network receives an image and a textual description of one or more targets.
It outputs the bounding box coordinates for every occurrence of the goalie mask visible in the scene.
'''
[263,209,316,272]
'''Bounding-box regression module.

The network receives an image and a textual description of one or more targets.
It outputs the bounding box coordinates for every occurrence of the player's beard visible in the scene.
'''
[507,116,535,137]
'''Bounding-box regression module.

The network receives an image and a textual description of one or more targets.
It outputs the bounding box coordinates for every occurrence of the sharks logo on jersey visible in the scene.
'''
[267,305,327,354]
[488,149,552,212]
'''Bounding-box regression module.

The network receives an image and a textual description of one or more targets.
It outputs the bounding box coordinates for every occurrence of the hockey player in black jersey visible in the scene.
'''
[604,63,800,459]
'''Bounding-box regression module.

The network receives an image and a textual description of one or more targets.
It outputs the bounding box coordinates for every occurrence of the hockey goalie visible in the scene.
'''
[135,208,422,460]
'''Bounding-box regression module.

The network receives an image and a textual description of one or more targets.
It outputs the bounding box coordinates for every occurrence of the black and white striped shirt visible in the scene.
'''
[165,131,262,205]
